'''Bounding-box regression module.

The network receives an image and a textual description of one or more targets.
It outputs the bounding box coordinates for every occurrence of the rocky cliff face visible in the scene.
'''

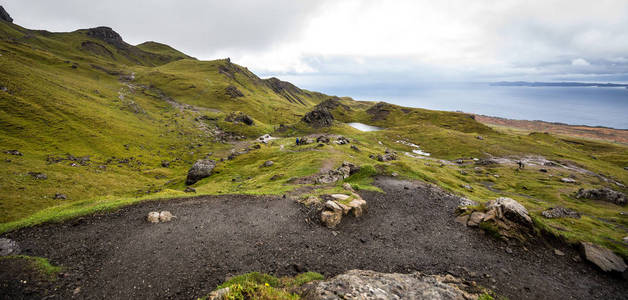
[85,27,125,48]
[0,6,13,23]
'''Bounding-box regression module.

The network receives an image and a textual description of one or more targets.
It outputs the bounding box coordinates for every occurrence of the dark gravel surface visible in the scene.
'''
[1,177,626,299]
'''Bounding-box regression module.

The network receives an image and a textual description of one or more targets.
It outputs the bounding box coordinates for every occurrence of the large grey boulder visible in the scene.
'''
[485,197,532,226]
[301,269,481,299]
[186,159,216,185]
[302,107,334,127]
[0,6,13,23]
[0,238,20,256]
[581,242,627,273]
[576,188,626,206]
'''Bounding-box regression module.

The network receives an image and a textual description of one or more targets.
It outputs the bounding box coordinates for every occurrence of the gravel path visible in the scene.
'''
[1,177,626,299]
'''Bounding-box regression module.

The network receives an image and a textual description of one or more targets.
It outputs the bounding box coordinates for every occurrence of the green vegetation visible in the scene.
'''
[0,255,62,280]
[204,271,323,300]
[1,19,627,260]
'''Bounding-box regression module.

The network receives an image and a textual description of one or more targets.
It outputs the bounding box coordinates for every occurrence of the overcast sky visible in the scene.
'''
[4,0,628,91]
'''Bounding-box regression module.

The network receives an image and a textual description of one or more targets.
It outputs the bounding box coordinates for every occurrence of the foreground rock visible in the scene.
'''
[581,242,627,273]
[318,190,368,228]
[147,211,175,223]
[301,269,486,300]
[457,197,533,240]
[185,159,216,185]
[576,188,626,206]
[0,238,20,256]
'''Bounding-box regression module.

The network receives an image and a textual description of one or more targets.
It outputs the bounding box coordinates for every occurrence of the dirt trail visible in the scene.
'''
[1,178,626,299]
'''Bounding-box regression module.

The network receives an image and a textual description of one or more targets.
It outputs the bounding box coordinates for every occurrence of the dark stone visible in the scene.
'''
[185,159,216,185]
[0,6,13,23]
[184,187,196,193]
[576,188,626,206]
[161,160,170,168]
[539,168,548,173]
[4,150,22,156]
[316,136,330,143]
[54,193,68,200]
[262,160,274,167]
[85,27,124,48]
[225,85,244,98]
[351,145,360,152]
[302,107,334,127]
[270,174,283,181]
[225,112,254,126]
[28,172,47,180]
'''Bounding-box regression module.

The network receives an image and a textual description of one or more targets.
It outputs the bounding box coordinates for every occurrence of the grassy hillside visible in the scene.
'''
[1,19,627,258]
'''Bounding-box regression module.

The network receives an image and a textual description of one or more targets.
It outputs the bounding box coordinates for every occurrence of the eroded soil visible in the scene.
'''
[1,177,626,299]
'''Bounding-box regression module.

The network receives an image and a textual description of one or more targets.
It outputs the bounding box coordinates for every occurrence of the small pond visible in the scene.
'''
[346,122,384,132]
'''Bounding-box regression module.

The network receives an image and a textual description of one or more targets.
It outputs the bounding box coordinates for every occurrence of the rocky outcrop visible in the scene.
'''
[541,206,580,219]
[302,107,334,127]
[225,85,244,98]
[366,102,392,121]
[374,149,398,162]
[315,97,350,112]
[301,270,485,300]
[319,192,368,228]
[581,242,627,273]
[225,111,254,125]
[576,188,626,206]
[315,162,360,184]
[186,159,216,185]
[0,6,13,23]
[263,77,307,105]
[86,27,125,48]
[457,197,533,240]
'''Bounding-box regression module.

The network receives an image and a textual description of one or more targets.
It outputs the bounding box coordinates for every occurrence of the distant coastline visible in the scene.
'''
[491,81,628,88]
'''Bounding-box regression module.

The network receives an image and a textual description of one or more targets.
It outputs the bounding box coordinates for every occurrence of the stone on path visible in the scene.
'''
[581,242,627,273]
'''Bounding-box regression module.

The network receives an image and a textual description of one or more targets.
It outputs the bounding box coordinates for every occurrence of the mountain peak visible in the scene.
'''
[0,6,13,23]
[85,26,124,47]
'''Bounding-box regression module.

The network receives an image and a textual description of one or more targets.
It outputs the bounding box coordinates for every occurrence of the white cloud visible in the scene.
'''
[571,58,591,66]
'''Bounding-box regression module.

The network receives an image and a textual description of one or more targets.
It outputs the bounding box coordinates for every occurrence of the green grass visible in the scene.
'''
[1,19,627,260]
[206,271,323,300]
[0,255,62,280]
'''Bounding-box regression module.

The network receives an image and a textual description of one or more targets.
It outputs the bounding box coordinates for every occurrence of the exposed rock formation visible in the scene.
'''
[315,162,359,184]
[0,6,13,23]
[0,238,20,256]
[301,270,485,300]
[485,197,532,226]
[186,159,216,185]
[225,85,244,98]
[457,197,533,240]
[581,242,627,273]
[302,107,334,127]
[225,111,254,125]
[576,188,626,206]
[86,27,125,48]
[541,206,580,219]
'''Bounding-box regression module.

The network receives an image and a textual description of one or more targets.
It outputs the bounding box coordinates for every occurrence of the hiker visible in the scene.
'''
[296,137,300,145]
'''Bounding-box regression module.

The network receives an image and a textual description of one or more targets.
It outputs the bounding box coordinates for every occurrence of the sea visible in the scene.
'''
[325,83,628,129]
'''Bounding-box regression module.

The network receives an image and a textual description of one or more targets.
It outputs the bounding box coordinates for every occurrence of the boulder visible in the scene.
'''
[0,6,13,23]
[321,210,342,228]
[147,212,160,223]
[225,111,254,125]
[159,211,174,222]
[458,198,477,207]
[467,212,486,227]
[301,270,481,300]
[161,160,170,168]
[541,206,580,219]
[225,85,244,98]
[485,197,532,226]
[350,145,360,152]
[29,172,47,180]
[262,160,274,167]
[185,159,216,185]
[316,136,330,143]
[576,188,626,206]
[184,187,196,193]
[4,150,22,156]
[581,242,627,273]
[207,287,230,300]
[302,107,334,127]
[377,152,397,162]
[0,238,20,256]
[561,177,577,184]
[54,193,68,200]
[348,198,367,217]
[335,136,350,145]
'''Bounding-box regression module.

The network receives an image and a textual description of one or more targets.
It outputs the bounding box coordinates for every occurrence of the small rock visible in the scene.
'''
[581,242,627,272]
[348,197,367,217]
[159,211,174,222]
[455,214,470,225]
[539,168,548,173]
[147,212,160,223]
[476,136,484,140]
[391,172,399,177]
[342,182,354,191]
[184,187,196,193]
[321,210,342,228]
[554,249,565,256]
[262,160,274,167]
[561,177,577,184]
[350,145,360,152]
[330,194,350,201]
[270,174,283,181]
[0,238,20,256]
[207,287,230,300]
[54,193,67,200]
[161,160,170,168]
[4,150,22,156]
[458,198,477,207]
[28,172,47,180]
